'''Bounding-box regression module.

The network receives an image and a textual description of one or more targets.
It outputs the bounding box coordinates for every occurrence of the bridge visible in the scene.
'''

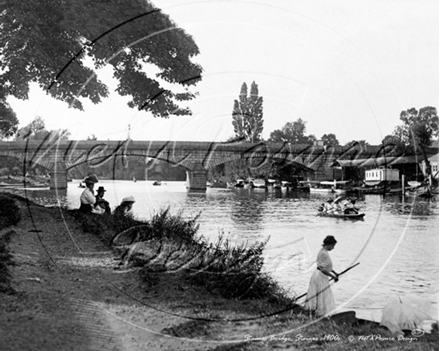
[0,138,423,191]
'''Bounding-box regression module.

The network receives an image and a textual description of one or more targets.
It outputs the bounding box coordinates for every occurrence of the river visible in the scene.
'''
[6,180,439,322]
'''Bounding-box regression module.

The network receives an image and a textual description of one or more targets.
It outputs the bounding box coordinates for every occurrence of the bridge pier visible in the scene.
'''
[186,164,207,192]
[49,163,68,190]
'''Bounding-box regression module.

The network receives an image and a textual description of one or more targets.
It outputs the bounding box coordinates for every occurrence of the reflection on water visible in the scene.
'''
[2,181,438,322]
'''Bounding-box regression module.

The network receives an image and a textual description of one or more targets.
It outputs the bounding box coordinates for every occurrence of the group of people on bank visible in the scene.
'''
[79,174,135,216]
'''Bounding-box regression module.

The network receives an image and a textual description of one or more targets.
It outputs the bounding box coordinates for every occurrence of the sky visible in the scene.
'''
[7,0,439,145]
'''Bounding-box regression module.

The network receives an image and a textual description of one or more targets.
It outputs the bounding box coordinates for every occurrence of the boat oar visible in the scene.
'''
[294,262,360,301]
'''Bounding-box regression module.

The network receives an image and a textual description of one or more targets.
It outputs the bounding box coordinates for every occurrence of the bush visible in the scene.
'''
[0,195,21,229]
[186,235,290,301]
[0,230,15,294]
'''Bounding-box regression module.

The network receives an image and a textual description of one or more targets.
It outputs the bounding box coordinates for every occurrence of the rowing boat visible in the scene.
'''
[317,211,365,220]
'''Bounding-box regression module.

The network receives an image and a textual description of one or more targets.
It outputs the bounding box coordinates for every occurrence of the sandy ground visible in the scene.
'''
[0,199,259,351]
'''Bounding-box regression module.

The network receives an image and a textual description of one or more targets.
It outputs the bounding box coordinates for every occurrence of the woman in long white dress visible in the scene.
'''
[304,235,339,316]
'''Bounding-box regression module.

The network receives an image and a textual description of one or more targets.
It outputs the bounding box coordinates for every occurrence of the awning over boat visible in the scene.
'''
[332,155,422,168]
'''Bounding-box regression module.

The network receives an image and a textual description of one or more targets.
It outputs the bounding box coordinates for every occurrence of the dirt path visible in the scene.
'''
[0,200,223,351]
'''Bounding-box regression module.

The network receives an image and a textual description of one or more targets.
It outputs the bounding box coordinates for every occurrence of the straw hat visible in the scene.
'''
[121,196,135,204]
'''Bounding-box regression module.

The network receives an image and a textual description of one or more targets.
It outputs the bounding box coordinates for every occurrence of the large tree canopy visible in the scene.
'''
[231,82,264,143]
[268,118,315,144]
[382,107,439,153]
[0,0,203,118]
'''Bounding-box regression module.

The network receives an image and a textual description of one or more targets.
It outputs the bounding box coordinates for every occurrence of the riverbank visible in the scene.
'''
[0,175,49,188]
[0,194,438,351]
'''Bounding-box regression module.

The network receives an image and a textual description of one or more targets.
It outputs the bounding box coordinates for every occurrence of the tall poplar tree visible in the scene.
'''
[232,81,263,143]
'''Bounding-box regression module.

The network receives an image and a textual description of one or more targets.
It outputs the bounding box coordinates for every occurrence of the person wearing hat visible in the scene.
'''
[95,186,111,214]
[113,196,136,218]
[79,174,103,214]
[304,236,339,317]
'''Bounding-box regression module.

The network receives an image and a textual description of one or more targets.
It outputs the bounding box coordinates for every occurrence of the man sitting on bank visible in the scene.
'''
[95,186,111,214]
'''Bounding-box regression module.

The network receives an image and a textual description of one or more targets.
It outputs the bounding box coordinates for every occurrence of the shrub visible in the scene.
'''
[0,230,15,294]
[0,195,21,229]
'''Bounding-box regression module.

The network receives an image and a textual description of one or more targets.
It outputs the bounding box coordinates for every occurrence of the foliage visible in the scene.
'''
[321,133,339,146]
[148,207,200,241]
[0,230,15,294]
[399,107,439,148]
[187,235,284,300]
[268,118,315,144]
[15,116,70,140]
[0,196,21,229]
[382,106,439,178]
[69,155,147,181]
[0,0,202,117]
[343,139,370,147]
[0,100,19,139]
[73,204,288,302]
[232,82,264,143]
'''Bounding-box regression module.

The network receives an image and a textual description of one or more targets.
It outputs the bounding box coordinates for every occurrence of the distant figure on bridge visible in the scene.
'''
[113,196,135,218]
[95,186,111,214]
[79,174,104,214]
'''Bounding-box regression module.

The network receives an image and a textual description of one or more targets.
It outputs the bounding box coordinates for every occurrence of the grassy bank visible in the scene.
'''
[71,206,292,303]
[0,193,437,350]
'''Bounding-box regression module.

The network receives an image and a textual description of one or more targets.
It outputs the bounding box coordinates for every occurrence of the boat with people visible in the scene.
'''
[152,180,161,186]
[317,196,365,220]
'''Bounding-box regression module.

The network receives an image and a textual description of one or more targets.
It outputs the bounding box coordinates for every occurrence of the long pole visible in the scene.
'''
[295,262,360,301]
[402,174,405,195]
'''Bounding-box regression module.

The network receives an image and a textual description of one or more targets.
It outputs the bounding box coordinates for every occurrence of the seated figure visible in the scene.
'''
[79,174,104,214]
[113,196,135,218]
[95,186,111,214]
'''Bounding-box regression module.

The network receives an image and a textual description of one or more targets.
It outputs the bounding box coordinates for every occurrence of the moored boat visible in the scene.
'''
[251,178,267,189]
[234,179,245,188]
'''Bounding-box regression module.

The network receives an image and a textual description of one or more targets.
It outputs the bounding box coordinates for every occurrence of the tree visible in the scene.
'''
[268,118,315,144]
[386,107,439,182]
[232,82,264,142]
[344,140,370,147]
[15,116,70,140]
[399,107,439,150]
[0,0,203,117]
[0,100,19,139]
[321,133,339,147]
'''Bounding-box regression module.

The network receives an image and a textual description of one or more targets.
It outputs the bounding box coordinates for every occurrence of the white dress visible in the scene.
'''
[304,248,336,316]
